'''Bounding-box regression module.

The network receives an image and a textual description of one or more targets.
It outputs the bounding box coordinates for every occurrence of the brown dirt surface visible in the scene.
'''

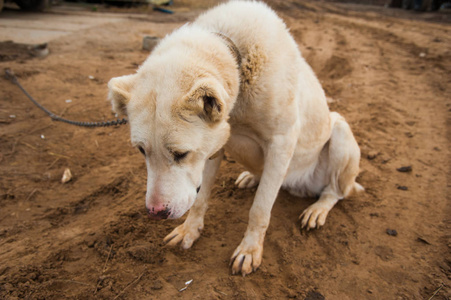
[1,1,450,299]
[0,41,35,62]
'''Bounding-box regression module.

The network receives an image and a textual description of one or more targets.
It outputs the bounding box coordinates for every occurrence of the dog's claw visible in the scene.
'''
[229,254,238,267]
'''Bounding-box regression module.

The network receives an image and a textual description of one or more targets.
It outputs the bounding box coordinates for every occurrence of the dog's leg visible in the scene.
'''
[300,113,363,230]
[164,149,224,249]
[226,134,264,189]
[230,132,298,276]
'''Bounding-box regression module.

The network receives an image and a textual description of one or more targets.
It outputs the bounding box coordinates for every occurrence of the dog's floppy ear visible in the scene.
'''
[108,74,137,116]
[180,79,228,123]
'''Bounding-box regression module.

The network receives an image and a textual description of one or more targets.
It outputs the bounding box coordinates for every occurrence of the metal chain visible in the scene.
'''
[4,68,128,128]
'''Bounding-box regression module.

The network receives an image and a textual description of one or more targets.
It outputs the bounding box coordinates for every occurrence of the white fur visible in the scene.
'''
[108,0,363,276]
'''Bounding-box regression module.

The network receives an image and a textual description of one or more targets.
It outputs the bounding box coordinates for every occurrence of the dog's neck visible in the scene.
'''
[214,32,242,70]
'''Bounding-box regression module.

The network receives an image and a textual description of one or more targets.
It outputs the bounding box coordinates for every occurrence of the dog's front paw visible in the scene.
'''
[230,239,263,276]
[235,171,259,189]
[163,221,203,249]
[299,201,332,230]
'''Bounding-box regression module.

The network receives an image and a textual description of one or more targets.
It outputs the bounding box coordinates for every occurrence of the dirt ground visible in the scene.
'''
[0,0,450,299]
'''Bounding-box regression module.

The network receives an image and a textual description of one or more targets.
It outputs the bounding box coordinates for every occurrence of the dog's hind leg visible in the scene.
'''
[225,134,264,189]
[164,149,224,249]
[299,112,363,230]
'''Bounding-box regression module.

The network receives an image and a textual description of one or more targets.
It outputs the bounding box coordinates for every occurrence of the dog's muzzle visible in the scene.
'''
[147,207,171,220]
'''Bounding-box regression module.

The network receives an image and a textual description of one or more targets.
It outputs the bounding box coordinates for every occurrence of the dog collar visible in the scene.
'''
[214,32,242,69]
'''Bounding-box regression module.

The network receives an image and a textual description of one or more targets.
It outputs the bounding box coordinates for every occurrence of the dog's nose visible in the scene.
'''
[147,206,171,220]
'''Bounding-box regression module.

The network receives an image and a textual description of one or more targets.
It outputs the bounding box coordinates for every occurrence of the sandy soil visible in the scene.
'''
[0,1,450,299]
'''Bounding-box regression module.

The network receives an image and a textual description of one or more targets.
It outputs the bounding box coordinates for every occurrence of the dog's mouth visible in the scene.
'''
[147,208,172,220]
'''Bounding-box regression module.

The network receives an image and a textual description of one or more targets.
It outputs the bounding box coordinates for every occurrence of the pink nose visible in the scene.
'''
[147,205,171,220]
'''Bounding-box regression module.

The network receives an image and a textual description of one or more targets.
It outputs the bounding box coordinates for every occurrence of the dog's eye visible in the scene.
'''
[137,146,146,156]
[173,151,189,162]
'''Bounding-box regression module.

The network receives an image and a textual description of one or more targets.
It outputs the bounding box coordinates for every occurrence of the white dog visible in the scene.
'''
[108,0,363,276]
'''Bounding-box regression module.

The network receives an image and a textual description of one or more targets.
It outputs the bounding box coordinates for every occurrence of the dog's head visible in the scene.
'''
[108,28,239,219]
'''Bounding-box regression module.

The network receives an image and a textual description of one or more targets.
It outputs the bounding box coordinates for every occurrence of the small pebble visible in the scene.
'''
[397,166,412,173]
[417,237,431,245]
[305,291,325,300]
[151,279,163,290]
[367,151,378,160]
[9,115,16,118]
[61,168,72,183]
[65,99,72,103]
[386,229,398,236]
[86,238,95,248]
[397,186,408,191]
[142,36,160,51]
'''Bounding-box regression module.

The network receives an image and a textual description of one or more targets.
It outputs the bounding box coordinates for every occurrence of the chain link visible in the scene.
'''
[5,68,128,128]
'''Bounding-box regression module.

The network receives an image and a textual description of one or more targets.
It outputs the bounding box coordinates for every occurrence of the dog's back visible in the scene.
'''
[195,1,329,139]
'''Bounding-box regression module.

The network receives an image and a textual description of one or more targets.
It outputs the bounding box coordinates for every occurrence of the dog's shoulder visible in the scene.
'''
[195,1,301,92]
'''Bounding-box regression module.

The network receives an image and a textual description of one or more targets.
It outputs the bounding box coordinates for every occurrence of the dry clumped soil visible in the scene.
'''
[0,0,450,299]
